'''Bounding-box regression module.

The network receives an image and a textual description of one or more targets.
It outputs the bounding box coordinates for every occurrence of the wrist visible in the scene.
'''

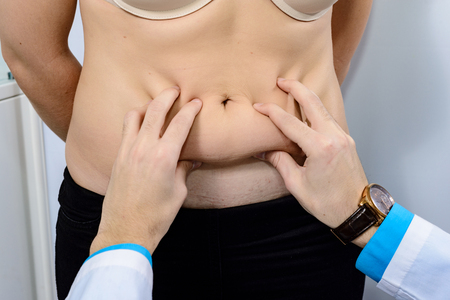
[351,226,378,248]
[330,184,394,246]
[90,231,158,255]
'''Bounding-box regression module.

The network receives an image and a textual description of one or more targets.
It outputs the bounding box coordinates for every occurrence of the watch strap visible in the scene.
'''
[330,204,378,245]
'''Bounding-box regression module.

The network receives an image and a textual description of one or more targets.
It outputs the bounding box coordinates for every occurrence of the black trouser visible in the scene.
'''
[56,168,365,299]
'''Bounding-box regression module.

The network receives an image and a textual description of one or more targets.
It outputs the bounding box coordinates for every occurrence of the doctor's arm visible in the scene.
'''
[254,79,450,300]
[0,0,81,141]
[65,88,202,300]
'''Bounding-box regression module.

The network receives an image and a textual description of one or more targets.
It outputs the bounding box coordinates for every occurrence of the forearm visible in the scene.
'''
[6,48,81,141]
[0,0,79,141]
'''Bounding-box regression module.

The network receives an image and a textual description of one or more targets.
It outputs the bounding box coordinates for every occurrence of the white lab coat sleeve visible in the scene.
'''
[65,243,153,300]
[377,215,450,300]
[356,203,450,300]
[356,204,415,282]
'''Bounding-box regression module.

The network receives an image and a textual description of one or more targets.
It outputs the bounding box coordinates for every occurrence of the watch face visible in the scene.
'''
[370,185,395,215]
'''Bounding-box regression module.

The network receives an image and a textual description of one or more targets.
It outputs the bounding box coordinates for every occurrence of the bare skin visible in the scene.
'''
[0,0,372,208]
[65,0,370,208]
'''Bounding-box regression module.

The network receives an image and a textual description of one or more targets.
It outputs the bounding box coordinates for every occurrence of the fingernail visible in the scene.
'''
[171,86,180,90]
[191,98,202,103]
[277,78,286,82]
[253,103,263,107]
[191,161,202,170]
[254,152,266,160]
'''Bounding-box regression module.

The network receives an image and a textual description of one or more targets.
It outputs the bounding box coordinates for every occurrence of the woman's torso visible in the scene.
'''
[66,0,347,208]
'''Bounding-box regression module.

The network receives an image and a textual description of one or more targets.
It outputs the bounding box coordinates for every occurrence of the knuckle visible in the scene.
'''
[141,116,158,132]
[128,144,146,164]
[122,110,141,135]
[269,151,283,169]
[148,99,167,113]
[123,109,140,122]
[317,104,332,121]
[167,118,190,140]
[284,112,300,127]
[122,109,140,128]
[153,145,171,161]
[333,135,347,149]
[269,106,296,128]
[142,106,167,132]
[317,137,335,155]
[334,133,353,152]
[148,146,177,169]
[173,113,192,127]
[317,134,352,157]
[347,135,356,148]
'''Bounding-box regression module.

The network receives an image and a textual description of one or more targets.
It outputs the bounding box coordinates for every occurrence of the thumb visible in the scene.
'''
[255,151,303,192]
[175,160,202,183]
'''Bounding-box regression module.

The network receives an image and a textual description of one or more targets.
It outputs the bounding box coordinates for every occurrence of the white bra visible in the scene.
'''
[104,0,338,21]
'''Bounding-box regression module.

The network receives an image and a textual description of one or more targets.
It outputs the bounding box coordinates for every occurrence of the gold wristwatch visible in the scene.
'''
[331,184,395,245]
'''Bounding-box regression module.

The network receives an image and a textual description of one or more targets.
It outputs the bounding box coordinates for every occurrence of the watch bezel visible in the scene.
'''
[360,184,395,225]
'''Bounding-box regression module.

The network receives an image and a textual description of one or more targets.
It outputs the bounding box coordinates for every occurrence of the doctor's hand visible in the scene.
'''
[90,87,202,255]
[254,79,371,247]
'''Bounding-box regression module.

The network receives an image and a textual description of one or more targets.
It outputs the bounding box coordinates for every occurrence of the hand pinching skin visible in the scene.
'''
[254,79,369,245]
[90,87,203,254]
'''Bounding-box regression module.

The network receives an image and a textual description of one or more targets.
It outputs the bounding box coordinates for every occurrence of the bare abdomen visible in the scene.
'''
[66,0,341,208]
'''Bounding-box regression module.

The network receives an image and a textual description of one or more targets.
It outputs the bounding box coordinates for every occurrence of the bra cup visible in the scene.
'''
[112,0,213,19]
[282,0,338,14]
[107,0,337,21]
[271,0,338,21]
[121,0,198,11]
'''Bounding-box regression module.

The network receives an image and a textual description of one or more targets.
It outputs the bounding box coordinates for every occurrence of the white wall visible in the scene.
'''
[42,1,450,299]
[343,1,450,299]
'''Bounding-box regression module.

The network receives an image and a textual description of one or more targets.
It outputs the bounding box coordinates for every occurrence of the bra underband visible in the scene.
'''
[104,0,338,21]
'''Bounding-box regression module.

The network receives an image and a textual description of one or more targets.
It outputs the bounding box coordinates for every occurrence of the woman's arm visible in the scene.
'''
[0,0,81,141]
[332,0,373,85]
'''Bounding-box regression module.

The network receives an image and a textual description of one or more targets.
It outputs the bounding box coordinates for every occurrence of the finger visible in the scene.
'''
[140,87,181,139]
[259,150,304,194]
[175,160,193,183]
[121,104,148,146]
[161,99,202,152]
[253,102,321,157]
[175,160,202,185]
[277,79,336,129]
[173,160,202,202]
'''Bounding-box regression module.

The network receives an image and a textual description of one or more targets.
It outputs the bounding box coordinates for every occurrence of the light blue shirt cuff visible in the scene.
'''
[355,203,413,282]
[86,243,153,267]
